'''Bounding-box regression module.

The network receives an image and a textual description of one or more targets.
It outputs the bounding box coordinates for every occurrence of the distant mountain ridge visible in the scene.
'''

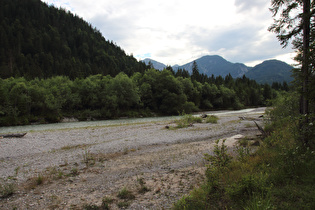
[142,55,293,84]
[176,55,249,78]
[142,58,166,70]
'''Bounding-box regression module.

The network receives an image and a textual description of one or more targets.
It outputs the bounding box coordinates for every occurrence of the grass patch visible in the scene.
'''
[137,177,150,194]
[0,182,15,198]
[67,167,79,177]
[24,173,46,190]
[117,187,135,200]
[117,201,130,208]
[82,196,113,210]
[172,114,219,129]
[82,149,95,167]
[174,115,202,128]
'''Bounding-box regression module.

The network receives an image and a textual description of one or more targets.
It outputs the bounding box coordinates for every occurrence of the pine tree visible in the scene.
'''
[191,61,200,82]
[269,0,315,146]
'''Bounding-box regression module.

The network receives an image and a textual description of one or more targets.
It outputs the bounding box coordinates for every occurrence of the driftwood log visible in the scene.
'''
[0,133,27,138]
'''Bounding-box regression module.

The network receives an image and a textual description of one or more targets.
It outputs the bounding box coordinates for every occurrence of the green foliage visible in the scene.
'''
[117,201,130,208]
[204,139,232,169]
[36,174,44,185]
[226,174,271,202]
[0,182,15,198]
[244,194,274,210]
[205,115,218,124]
[175,114,203,128]
[0,69,280,126]
[174,89,315,209]
[83,204,101,210]
[0,0,148,79]
[117,187,135,200]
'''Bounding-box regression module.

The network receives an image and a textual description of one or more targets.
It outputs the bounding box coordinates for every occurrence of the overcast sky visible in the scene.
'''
[42,0,296,66]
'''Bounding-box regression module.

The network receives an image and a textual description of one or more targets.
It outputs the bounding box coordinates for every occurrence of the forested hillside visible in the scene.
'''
[0,0,147,79]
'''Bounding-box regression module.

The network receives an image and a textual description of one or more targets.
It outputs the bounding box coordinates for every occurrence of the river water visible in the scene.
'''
[0,108,264,134]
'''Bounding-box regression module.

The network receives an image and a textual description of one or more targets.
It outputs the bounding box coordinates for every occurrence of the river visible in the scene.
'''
[0,107,265,134]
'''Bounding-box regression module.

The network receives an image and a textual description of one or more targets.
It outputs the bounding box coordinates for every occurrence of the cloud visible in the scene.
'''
[234,0,269,12]
[42,0,295,66]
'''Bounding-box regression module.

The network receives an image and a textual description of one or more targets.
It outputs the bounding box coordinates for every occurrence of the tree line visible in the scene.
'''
[0,69,280,126]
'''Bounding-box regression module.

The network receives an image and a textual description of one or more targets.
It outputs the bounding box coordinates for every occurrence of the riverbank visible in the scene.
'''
[0,107,265,209]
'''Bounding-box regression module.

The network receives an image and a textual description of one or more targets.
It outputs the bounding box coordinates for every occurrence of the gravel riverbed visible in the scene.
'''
[0,107,265,209]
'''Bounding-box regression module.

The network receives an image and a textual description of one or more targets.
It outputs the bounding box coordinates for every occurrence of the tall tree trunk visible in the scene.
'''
[301,0,310,144]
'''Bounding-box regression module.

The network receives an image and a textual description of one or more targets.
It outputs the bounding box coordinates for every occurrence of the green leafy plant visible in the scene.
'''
[204,139,232,169]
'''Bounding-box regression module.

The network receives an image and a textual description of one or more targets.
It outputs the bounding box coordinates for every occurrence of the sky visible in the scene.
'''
[42,0,297,67]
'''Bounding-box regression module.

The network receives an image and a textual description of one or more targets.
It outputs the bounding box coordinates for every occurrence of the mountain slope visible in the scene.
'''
[245,60,293,84]
[145,55,293,83]
[142,58,166,70]
[0,0,147,79]
[176,55,249,78]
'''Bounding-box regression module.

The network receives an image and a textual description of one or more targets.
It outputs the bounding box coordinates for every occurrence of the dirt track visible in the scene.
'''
[0,107,265,209]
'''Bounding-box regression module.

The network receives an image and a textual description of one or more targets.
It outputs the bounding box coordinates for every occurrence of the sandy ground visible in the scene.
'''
[0,107,265,209]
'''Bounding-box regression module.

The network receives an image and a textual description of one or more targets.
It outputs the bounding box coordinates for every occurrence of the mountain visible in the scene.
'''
[144,55,293,83]
[0,0,147,79]
[175,55,248,78]
[245,60,294,84]
[142,58,166,70]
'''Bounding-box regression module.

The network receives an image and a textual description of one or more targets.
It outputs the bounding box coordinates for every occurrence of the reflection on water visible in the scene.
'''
[0,108,264,134]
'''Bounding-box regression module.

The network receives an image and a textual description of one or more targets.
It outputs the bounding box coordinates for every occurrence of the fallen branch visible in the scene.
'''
[253,121,266,137]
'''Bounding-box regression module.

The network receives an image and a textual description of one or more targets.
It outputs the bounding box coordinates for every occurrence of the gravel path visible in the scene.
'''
[0,107,265,209]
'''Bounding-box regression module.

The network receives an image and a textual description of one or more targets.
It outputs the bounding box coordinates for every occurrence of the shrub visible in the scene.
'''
[204,139,232,169]
[226,174,271,202]
[175,114,202,128]
[205,115,218,124]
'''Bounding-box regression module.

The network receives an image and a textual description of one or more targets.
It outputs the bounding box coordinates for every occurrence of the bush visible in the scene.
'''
[175,114,202,128]
[205,115,218,124]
